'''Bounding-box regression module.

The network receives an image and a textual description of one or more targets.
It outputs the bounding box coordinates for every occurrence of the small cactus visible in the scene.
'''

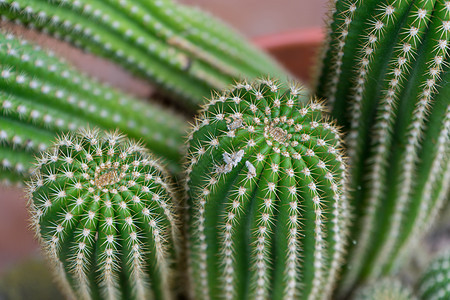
[419,250,450,300]
[315,0,450,293]
[354,279,416,300]
[0,31,187,183]
[27,128,180,300]
[185,79,349,299]
[0,0,288,110]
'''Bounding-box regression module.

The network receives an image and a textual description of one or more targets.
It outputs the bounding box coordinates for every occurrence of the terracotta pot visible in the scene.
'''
[0,27,324,274]
[254,27,325,85]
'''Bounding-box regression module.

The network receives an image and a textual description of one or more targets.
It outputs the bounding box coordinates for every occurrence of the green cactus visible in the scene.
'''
[419,250,450,300]
[27,128,180,300]
[0,0,288,110]
[185,79,349,300]
[354,279,416,300]
[0,31,187,183]
[315,0,450,293]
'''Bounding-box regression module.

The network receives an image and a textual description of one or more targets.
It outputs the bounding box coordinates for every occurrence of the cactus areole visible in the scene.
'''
[185,79,349,300]
[27,129,179,300]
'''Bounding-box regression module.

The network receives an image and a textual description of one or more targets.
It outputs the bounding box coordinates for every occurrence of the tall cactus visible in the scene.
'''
[185,79,349,300]
[419,250,450,300]
[0,31,187,183]
[315,0,450,293]
[354,279,416,300]
[28,128,180,300]
[0,0,288,110]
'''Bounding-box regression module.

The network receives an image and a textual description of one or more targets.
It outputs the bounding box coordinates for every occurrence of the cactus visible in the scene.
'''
[0,31,187,183]
[315,0,450,292]
[185,79,349,300]
[419,250,450,300]
[27,128,180,300]
[0,0,288,110]
[354,279,416,300]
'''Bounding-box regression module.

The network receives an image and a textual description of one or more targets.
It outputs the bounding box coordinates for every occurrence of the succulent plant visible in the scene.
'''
[354,279,416,300]
[27,128,180,300]
[0,31,187,183]
[185,79,349,300]
[315,0,450,292]
[0,0,288,110]
[419,250,450,300]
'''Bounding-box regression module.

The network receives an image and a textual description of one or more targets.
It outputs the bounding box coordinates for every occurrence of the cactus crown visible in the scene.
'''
[419,250,450,300]
[185,79,349,300]
[27,128,179,300]
[354,279,416,300]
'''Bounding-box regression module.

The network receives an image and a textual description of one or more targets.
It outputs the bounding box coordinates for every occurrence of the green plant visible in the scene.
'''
[354,279,416,300]
[0,0,448,299]
[316,0,450,293]
[27,128,180,300]
[185,79,349,299]
[0,0,288,110]
[0,31,187,183]
[419,250,450,300]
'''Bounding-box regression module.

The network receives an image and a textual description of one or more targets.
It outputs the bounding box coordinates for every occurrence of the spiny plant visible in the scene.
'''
[419,250,450,300]
[0,31,187,183]
[185,79,349,300]
[354,279,416,300]
[0,0,288,110]
[316,0,450,293]
[27,128,180,300]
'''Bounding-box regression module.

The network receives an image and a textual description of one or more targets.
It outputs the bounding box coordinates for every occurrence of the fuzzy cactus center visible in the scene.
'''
[94,168,120,187]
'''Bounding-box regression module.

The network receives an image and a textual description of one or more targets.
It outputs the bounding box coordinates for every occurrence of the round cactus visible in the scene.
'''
[419,250,450,300]
[27,128,179,300]
[185,79,349,300]
[354,279,416,300]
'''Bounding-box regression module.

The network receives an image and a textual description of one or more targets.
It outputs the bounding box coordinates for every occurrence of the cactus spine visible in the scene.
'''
[316,0,450,292]
[419,250,450,300]
[0,0,288,110]
[28,129,179,300]
[0,31,187,183]
[185,79,349,300]
[354,279,416,300]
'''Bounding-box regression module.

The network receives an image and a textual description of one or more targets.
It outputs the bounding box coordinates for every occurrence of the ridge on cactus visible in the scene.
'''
[0,31,187,183]
[316,0,450,293]
[185,78,349,300]
[27,128,180,300]
[419,250,450,300]
[354,279,416,300]
[0,0,289,110]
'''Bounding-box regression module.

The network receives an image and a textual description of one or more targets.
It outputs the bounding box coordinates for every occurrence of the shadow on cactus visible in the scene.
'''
[185,79,349,299]
[27,128,180,300]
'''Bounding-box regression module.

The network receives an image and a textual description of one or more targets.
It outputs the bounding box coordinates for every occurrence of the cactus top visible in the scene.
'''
[27,129,179,300]
[185,79,349,300]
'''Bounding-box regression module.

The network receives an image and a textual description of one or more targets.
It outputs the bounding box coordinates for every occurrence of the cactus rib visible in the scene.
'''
[27,128,180,300]
[185,79,349,300]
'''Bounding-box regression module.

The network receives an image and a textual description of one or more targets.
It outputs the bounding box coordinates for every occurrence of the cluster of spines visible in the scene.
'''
[0,31,187,182]
[419,250,450,300]
[354,279,416,300]
[27,128,179,300]
[0,0,288,109]
[185,79,349,300]
[316,0,450,293]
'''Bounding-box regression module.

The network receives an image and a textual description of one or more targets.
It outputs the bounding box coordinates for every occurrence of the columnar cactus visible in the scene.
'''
[0,0,288,109]
[28,129,179,300]
[185,79,349,300]
[354,279,416,300]
[0,31,187,183]
[419,250,450,300]
[315,0,450,292]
